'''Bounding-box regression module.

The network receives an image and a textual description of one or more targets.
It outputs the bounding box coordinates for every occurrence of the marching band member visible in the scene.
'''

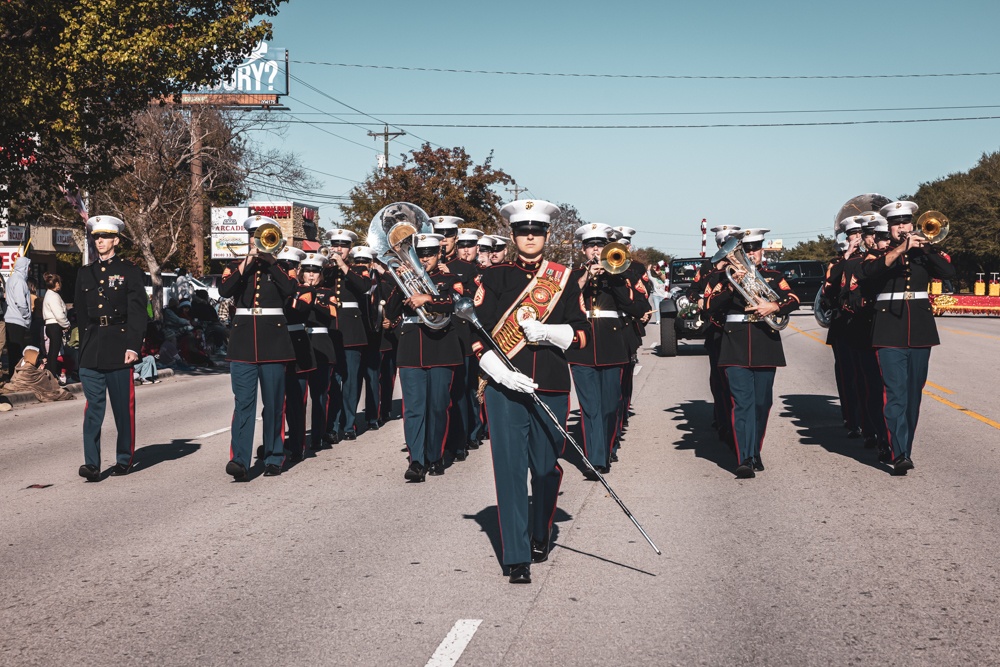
[295,252,340,453]
[702,225,741,441]
[566,223,647,476]
[611,226,651,432]
[74,215,149,481]
[489,236,510,265]
[473,199,588,584]
[350,245,382,433]
[841,215,890,452]
[477,235,495,268]
[376,267,401,425]
[278,247,314,464]
[859,201,956,474]
[384,233,464,482]
[432,215,462,264]
[323,229,372,442]
[824,217,864,437]
[220,215,297,480]
[707,228,800,479]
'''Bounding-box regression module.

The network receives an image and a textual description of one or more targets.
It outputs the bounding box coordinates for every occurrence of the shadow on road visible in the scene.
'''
[465,504,573,570]
[780,394,885,472]
[131,439,201,474]
[665,400,734,473]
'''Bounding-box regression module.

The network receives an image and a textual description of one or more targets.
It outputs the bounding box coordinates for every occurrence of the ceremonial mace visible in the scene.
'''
[452,297,662,556]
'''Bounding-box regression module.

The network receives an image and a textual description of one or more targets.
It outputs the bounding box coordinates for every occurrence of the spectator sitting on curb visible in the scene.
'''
[4,345,75,402]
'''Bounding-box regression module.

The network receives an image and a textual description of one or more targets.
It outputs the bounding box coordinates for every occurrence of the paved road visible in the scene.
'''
[3,313,999,666]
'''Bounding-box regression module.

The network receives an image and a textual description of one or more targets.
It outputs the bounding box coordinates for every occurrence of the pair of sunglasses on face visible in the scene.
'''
[583,240,608,249]
[91,232,118,240]
[743,242,764,252]
[437,229,458,238]
[415,248,440,258]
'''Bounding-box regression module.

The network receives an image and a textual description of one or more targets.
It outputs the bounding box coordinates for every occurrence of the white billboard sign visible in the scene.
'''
[211,207,249,259]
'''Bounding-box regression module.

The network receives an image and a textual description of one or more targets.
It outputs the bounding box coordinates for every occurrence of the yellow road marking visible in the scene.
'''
[940,326,1000,342]
[787,323,828,345]
[923,391,1000,430]
[925,381,954,395]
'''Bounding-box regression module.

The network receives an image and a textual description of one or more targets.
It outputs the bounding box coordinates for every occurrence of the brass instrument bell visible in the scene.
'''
[914,210,950,244]
[599,242,632,274]
[253,222,286,255]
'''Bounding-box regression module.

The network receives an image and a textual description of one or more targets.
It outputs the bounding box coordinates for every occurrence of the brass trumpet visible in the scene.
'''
[910,210,950,244]
[599,242,632,274]
[253,221,286,255]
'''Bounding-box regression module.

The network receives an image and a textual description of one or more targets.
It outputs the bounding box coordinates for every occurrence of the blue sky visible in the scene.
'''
[250,0,1000,255]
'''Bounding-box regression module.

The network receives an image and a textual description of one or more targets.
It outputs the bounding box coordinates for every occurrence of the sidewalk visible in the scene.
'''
[0,368,178,408]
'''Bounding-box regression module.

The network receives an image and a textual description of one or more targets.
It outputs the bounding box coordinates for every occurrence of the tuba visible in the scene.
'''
[711,235,789,331]
[367,202,450,330]
[600,242,632,274]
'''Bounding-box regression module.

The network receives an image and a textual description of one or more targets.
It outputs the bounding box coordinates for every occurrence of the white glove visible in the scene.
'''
[479,350,537,394]
[521,320,575,351]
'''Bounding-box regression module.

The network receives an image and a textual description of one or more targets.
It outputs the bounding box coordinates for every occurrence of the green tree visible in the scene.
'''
[780,234,839,262]
[912,150,1000,288]
[0,0,286,210]
[339,145,514,238]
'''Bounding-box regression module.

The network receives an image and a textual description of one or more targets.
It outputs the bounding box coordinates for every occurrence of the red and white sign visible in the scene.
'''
[0,246,23,278]
[211,207,250,259]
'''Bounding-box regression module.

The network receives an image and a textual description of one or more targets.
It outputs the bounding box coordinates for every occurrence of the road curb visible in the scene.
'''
[0,368,176,408]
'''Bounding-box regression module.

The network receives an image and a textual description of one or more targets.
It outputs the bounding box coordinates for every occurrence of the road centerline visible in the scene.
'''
[426,619,482,667]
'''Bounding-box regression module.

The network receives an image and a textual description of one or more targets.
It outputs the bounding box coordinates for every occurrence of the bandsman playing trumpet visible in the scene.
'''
[858,201,956,474]
[220,215,298,481]
[707,228,800,479]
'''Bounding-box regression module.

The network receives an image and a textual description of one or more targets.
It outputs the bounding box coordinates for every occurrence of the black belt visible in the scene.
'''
[95,315,127,326]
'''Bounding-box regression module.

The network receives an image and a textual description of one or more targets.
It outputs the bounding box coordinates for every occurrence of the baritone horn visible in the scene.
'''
[254,221,286,255]
[600,242,632,274]
[913,210,950,244]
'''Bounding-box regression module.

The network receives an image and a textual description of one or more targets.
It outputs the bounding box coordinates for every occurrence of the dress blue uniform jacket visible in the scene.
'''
[75,255,148,370]
[565,268,647,367]
[324,264,372,348]
[219,259,297,363]
[384,269,463,368]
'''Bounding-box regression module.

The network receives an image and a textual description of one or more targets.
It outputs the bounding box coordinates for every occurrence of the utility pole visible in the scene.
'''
[189,107,205,275]
[506,183,527,200]
[367,124,406,170]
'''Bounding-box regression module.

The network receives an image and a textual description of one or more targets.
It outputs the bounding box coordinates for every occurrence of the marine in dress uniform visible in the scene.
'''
[473,199,588,584]
[702,226,741,440]
[566,223,648,476]
[477,235,495,269]
[706,228,800,479]
[448,227,487,451]
[824,217,865,437]
[840,215,891,451]
[294,253,340,454]
[611,226,652,433]
[375,269,400,424]
[75,215,149,482]
[432,215,462,265]
[322,229,372,441]
[276,247,314,463]
[858,201,956,474]
[350,245,382,433]
[489,236,511,266]
[219,215,298,480]
[384,233,464,481]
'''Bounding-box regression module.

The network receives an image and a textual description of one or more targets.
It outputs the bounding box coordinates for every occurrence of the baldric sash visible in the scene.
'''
[491,260,571,357]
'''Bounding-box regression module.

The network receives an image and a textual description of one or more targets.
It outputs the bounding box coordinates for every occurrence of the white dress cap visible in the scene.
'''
[709,225,741,234]
[715,229,739,247]
[490,235,510,248]
[500,199,561,227]
[456,228,485,243]
[87,215,126,234]
[243,215,278,232]
[275,246,307,263]
[324,228,359,244]
[741,228,771,243]
[477,236,496,250]
[839,217,862,234]
[575,223,613,242]
[300,253,328,269]
[431,216,464,230]
[415,233,445,249]
[349,246,375,260]
[879,200,918,220]
[612,226,637,238]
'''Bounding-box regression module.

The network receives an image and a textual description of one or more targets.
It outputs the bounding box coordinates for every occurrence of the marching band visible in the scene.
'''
[74,194,955,580]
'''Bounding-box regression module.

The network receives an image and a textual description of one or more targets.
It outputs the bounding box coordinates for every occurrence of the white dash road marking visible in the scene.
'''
[633,364,643,376]
[195,416,262,440]
[426,619,482,667]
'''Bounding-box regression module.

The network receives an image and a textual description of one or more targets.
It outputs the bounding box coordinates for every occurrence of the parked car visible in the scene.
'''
[658,257,712,357]
[768,260,825,306]
[143,272,221,306]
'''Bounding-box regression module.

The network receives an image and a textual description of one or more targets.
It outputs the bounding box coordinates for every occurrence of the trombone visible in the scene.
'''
[908,210,950,244]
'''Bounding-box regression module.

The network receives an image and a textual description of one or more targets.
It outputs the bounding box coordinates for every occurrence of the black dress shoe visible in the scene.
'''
[225,460,249,482]
[367,419,380,431]
[735,463,756,479]
[288,451,304,463]
[453,448,468,462]
[256,444,265,460]
[582,468,600,481]
[847,428,863,439]
[428,460,445,476]
[342,429,357,441]
[863,435,878,449]
[531,538,551,563]
[467,439,480,450]
[610,451,619,463]
[78,464,101,482]
[508,563,531,584]
[322,431,341,445]
[893,457,914,474]
[263,464,282,477]
[597,465,611,475]
[404,462,426,482]
[877,447,893,464]
[752,456,764,472]
[109,462,132,476]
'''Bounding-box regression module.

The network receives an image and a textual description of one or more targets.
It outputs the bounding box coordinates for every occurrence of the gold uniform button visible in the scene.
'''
[101,267,107,272]
[98,304,104,309]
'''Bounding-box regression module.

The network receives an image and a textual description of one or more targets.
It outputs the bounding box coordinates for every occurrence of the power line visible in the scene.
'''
[291,60,1000,81]
[281,98,382,153]
[275,115,1000,129]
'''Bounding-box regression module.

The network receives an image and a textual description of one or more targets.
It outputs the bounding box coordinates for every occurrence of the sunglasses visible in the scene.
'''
[455,241,478,248]
[743,242,763,252]
[513,228,545,237]
[91,232,118,240]
[329,241,352,248]
[416,248,440,258]
[583,240,607,249]
[301,266,322,273]
[438,229,458,238]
